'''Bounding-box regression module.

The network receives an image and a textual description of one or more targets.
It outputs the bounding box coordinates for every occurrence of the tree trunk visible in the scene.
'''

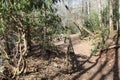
[85,0,91,16]
[118,0,120,30]
[99,0,102,27]
[82,0,85,24]
[26,26,31,52]
[109,0,114,34]
[86,0,90,15]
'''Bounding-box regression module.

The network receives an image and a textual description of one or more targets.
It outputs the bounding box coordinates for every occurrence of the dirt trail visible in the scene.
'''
[54,34,94,56]
[53,34,120,80]
[20,34,120,80]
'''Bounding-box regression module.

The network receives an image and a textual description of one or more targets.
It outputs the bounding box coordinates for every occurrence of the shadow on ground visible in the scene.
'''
[23,32,120,80]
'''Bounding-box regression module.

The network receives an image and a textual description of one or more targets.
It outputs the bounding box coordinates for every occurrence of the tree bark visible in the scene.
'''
[109,0,114,33]
[99,0,102,27]
[118,0,120,27]
[26,26,31,52]
[86,0,90,15]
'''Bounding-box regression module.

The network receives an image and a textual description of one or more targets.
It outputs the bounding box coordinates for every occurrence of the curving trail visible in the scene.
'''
[54,34,120,80]
[20,33,120,80]
[54,34,94,57]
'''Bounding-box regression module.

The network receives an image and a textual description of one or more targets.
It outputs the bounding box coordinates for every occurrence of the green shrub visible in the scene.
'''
[84,13,100,34]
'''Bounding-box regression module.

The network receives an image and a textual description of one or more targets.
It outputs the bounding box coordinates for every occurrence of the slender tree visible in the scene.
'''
[98,0,102,27]
[119,0,120,28]
[109,0,114,33]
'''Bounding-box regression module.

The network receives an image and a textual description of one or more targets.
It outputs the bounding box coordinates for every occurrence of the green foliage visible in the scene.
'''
[101,7,109,26]
[113,0,119,22]
[28,8,62,43]
[67,23,79,34]
[0,0,62,78]
[91,26,109,55]
[100,26,110,39]
[84,13,100,34]
[0,0,62,40]
[91,42,99,55]
[0,19,5,34]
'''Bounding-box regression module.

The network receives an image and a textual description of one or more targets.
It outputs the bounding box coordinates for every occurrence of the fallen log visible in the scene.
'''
[101,44,120,51]
[61,0,95,37]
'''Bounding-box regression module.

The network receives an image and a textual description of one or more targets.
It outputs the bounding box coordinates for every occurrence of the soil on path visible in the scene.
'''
[20,34,120,80]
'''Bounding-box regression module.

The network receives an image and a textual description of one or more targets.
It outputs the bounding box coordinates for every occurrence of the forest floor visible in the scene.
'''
[20,33,120,80]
